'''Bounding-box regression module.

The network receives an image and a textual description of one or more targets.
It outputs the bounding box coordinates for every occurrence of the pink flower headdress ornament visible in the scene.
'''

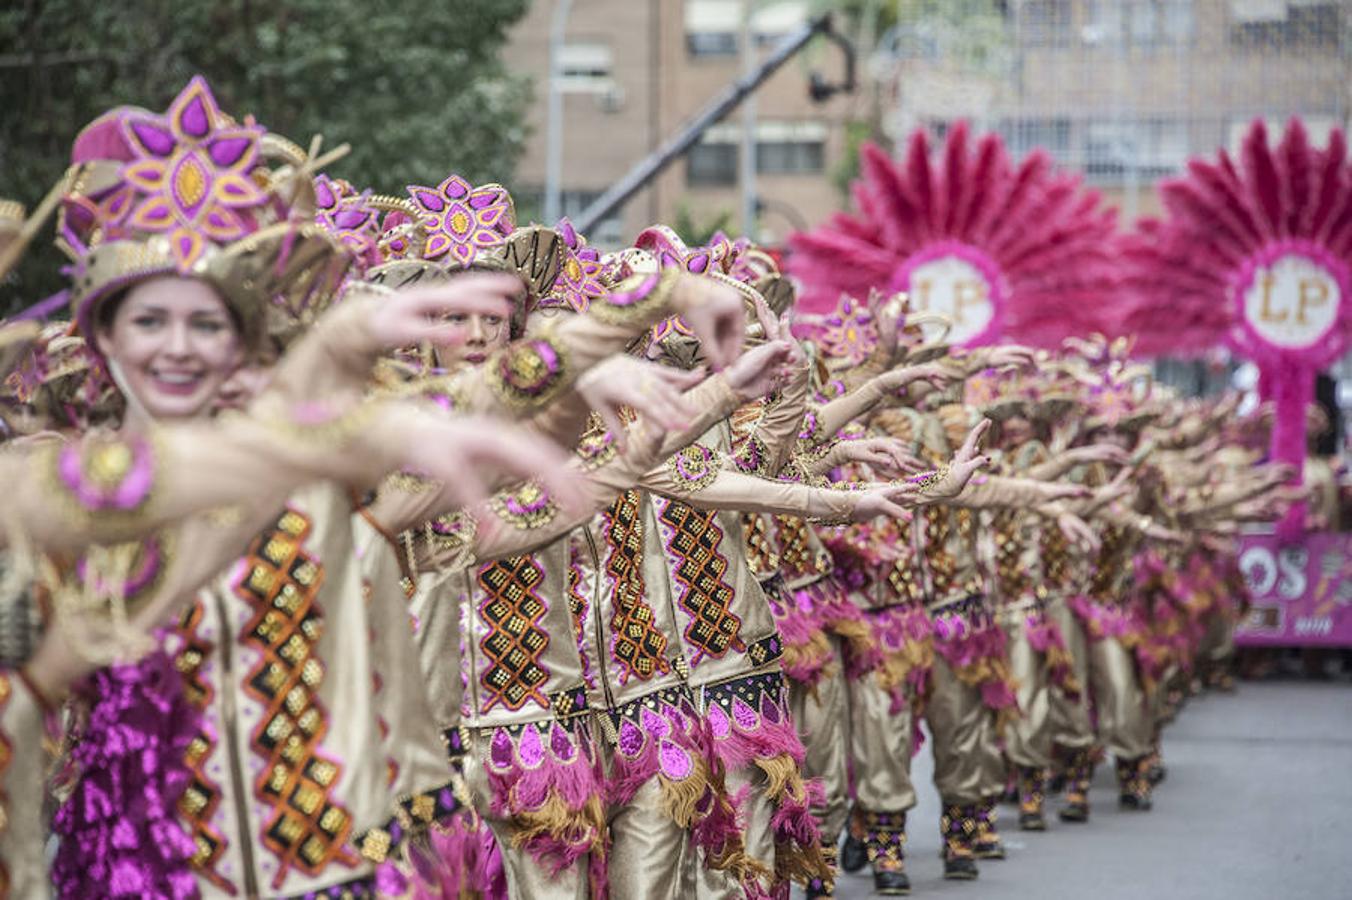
[367,173,567,338]
[631,225,790,367]
[1117,118,1352,533]
[788,121,1122,350]
[58,76,355,359]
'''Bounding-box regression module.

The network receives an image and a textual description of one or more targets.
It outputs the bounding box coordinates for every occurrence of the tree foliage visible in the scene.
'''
[0,0,532,313]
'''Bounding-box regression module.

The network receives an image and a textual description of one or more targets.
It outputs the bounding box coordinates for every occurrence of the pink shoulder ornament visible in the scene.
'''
[788,122,1121,348]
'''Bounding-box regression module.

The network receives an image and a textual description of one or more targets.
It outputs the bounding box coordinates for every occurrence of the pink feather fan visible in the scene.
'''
[787,123,1122,348]
[1116,118,1352,360]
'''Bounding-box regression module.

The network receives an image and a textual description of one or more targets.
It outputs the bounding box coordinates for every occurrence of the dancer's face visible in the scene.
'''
[96,276,242,421]
[433,311,510,369]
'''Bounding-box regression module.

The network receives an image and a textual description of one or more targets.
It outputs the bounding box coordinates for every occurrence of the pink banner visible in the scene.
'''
[1235,531,1352,647]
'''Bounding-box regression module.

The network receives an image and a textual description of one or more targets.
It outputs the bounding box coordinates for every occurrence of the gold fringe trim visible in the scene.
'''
[1043,644,1083,698]
[829,615,875,661]
[658,754,713,829]
[949,655,1020,738]
[506,790,607,861]
[754,753,832,885]
[875,639,933,696]
[682,754,773,888]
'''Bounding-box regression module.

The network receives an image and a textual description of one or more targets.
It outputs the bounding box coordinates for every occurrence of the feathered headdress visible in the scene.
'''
[788,122,1121,347]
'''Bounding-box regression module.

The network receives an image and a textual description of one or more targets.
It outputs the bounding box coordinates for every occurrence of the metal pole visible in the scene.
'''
[544,0,576,225]
[574,13,837,235]
[740,0,758,239]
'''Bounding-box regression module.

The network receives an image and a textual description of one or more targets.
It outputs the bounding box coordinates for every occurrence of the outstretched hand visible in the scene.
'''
[364,273,522,352]
[922,418,994,501]
[672,274,746,371]
[724,339,796,401]
[576,356,702,451]
[835,437,926,478]
[1057,511,1101,555]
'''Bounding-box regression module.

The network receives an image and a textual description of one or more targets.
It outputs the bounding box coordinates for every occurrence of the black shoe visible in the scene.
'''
[805,875,834,899]
[1019,810,1047,831]
[873,868,912,895]
[1119,792,1153,811]
[840,834,867,874]
[943,856,979,880]
[1059,801,1089,823]
[1147,762,1167,785]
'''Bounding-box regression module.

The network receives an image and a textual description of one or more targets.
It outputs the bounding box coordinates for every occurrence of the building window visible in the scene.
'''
[757,140,824,174]
[1229,1,1342,49]
[1020,0,1073,48]
[1083,118,1189,183]
[686,0,809,56]
[516,189,623,248]
[688,139,739,186]
[557,42,614,93]
[1083,1,1196,50]
[1000,117,1073,161]
[754,120,826,174]
[686,121,827,185]
[686,0,740,57]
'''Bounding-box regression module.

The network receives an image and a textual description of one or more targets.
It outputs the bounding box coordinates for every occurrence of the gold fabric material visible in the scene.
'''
[1047,599,1095,751]
[999,611,1052,769]
[463,732,592,900]
[788,657,850,843]
[0,674,51,899]
[696,763,776,900]
[1088,636,1153,759]
[926,654,1005,804]
[847,667,917,817]
[606,776,697,900]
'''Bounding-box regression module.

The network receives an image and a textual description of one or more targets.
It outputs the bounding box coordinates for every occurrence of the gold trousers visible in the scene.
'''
[606,774,698,900]
[463,729,593,900]
[846,665,918,818]
[788,640,851,844]
[999,611,1053,770]
[926,654,1005,804]
[1088,636,1153,760]
[1048,600,1095,751]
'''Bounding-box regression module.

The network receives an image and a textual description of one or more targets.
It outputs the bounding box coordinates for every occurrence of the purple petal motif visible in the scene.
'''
[706,702,731,739]
[731,698,759,731]
[177,92,210,137]
[550,722,577,763]
[129,120,175,157]
[640,706,672,740]
[617,718,645,759]
[518,725,545,769]
[490,728,515,769]
[658,739,694,780]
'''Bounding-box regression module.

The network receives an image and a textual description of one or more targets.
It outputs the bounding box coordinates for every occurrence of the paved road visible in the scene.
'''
[833,680,1352,899]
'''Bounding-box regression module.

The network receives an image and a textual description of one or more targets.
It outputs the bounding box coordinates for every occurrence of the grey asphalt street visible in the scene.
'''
[834,680,1352,899]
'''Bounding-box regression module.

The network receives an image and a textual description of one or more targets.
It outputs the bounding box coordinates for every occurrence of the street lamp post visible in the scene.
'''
[544,0,576,225]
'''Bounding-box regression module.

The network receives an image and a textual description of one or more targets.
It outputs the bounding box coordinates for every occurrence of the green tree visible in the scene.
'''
[0,0,532,314]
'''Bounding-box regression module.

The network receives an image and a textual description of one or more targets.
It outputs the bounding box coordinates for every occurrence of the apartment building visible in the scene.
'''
[501,0,854,246]
[502,0,1348,246]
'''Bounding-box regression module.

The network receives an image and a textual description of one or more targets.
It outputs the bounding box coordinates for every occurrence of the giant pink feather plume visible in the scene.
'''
[788,123,1122,347]
[1115,118,1352,357]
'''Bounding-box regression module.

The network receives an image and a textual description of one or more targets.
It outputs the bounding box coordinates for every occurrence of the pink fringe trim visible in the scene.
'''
[484,721,606,876]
